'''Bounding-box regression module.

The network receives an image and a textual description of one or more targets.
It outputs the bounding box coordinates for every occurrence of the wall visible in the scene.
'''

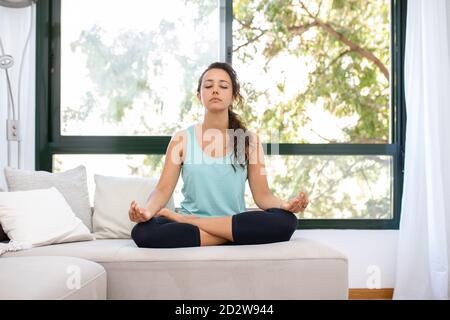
[0,6,36,191]
[295,230,398,288]
[448,0,450,58]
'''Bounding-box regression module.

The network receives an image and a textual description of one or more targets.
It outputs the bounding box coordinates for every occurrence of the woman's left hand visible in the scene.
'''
[280,192,309,213]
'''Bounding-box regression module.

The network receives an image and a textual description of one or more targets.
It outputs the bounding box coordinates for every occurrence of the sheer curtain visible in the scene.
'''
[0,4,36,191]
[394,0,450,299]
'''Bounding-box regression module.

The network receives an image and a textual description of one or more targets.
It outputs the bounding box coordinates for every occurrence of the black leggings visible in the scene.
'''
[131,208,298,248]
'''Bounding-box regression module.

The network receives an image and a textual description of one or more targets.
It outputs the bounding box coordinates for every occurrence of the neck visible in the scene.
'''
[202,109,229,132]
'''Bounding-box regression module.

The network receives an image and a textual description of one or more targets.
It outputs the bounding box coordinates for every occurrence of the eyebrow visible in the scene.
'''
[204,79,230,84]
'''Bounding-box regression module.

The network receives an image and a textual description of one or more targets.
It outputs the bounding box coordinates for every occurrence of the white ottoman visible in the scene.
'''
[0,256,107,300]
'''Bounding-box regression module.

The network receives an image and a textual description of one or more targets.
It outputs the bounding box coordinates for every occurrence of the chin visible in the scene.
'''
[206,104,228,113]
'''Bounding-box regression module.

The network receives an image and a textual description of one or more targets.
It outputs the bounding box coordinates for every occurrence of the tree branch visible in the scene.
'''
[233,30,268,52]
[299,1,389,81]
[288,21,319,36]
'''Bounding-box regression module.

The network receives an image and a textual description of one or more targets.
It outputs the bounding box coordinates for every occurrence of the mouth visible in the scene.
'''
[210,98,222,102]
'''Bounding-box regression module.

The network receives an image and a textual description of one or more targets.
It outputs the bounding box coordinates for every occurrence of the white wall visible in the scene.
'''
[0,6,36,191]
[294,230,398,288]
[448,0,450,57]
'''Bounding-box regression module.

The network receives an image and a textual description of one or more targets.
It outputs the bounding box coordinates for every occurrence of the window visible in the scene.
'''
[59,0,220,136]
[37,0,406,229]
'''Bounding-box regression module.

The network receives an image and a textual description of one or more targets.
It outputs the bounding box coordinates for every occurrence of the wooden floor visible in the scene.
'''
[348,288,394,300]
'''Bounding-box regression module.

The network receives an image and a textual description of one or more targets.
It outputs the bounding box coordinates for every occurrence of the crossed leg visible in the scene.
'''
[149,207,298,248]
[156,208,233,246]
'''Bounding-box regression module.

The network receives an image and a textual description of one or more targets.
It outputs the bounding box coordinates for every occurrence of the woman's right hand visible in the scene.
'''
[128,200,153,223]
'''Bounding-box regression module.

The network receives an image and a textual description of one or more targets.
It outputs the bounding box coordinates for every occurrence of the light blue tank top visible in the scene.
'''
[179,124,248,217]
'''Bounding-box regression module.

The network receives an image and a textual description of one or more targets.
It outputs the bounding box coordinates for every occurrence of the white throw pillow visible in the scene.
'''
[4,166,92,232]
[93,174,175,239]
[0,187,94,250]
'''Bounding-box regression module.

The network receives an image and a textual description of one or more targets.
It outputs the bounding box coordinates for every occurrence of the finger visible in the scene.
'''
[129,204,135,217]
[286,200,295,211]
[132,209,139,221]
[133,207,142,221]
[134,208,141,219]
[301,202,308,209]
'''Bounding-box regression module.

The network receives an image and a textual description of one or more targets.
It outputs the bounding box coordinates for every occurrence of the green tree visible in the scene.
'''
[233,0,391,218]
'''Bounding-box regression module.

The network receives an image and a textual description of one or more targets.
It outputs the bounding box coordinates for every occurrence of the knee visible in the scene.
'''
[131,223,145,247]
[269,209,298,241]
[131,220,159,248]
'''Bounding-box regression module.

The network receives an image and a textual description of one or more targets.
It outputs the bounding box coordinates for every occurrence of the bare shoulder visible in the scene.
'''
[246,130,260,149]
[247,130,258,141]
[170,128,189,161]
[171,129,188,142]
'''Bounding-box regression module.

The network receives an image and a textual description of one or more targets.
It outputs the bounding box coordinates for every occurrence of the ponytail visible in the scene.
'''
[228,108,249,172]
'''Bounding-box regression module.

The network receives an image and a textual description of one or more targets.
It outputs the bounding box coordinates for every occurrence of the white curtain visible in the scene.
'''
[394,0,450,300]
[0,4,36,191]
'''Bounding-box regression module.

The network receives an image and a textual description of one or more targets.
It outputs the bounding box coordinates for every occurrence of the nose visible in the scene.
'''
[212,86,219,94]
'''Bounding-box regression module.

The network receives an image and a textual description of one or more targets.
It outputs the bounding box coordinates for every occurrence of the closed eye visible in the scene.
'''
[204,86,229,89]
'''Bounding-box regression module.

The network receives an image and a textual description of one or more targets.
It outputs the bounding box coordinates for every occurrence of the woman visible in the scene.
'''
[129,62,309,248]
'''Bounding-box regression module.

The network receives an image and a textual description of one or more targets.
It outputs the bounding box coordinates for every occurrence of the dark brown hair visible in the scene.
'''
[197,62,249,171]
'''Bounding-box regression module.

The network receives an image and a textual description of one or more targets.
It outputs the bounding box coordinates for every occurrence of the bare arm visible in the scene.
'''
[247,132,309,213]
[247,132,282,210]
[129,131,186,222]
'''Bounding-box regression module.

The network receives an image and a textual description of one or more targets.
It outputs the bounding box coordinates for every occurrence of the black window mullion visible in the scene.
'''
[225,0,233,64]
[50,0,60,145]
[36,0,51,172]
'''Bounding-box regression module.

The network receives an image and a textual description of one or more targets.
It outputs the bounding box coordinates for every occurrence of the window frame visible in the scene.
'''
[36,0,407,229]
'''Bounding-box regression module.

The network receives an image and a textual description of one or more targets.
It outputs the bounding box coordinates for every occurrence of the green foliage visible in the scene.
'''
[234,0,390,144]
[233,0,391,218]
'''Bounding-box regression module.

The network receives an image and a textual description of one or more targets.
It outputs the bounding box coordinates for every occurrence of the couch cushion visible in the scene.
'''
[3,233,348,299]
[0,187,94,251]
[0,256,106,300]
[4,166,92,231]
[93,174,175,239]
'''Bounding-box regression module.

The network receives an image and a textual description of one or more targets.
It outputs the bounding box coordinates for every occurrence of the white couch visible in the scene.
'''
[0,170,348,300]
[0,231,348,300]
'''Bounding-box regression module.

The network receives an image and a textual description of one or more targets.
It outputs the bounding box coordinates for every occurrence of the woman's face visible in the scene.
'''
[197,68,234,113]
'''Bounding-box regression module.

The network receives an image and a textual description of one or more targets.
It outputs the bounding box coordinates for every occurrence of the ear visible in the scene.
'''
[197,92,201,101]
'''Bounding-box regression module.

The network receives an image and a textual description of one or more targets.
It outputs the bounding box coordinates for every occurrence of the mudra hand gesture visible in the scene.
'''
[128,200,153,223]
[280,192,309,213]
